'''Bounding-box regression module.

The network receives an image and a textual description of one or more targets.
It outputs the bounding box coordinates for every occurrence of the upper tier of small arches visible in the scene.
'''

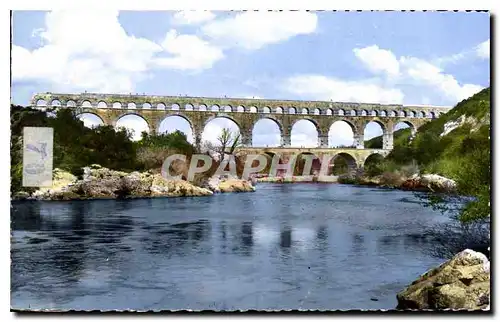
[34,98,444,119]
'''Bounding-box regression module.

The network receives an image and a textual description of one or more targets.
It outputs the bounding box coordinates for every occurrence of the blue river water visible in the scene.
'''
[11,183,450,311]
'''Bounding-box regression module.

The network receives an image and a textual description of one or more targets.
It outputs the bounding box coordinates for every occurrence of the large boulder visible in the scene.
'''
[218,178,256,193]
[150,174,213,197]
[396,249,490,310]
[400,174,457,193]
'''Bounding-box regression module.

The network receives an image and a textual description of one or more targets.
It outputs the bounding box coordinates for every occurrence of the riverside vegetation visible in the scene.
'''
[359,87,490,310]
[10,105,255,200]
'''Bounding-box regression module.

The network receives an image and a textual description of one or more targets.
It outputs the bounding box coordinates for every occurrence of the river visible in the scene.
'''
[11,183,450,311]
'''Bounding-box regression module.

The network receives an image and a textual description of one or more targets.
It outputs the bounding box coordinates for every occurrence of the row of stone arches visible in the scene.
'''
[77,112,414,148]
[254,151,384,176]
[36,99,441,119]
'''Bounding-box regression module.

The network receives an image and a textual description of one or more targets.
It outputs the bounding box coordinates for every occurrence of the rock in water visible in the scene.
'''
[396,249,490,310]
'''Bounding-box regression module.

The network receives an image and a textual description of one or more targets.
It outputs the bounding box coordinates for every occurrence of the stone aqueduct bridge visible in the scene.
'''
[31,93,452,167]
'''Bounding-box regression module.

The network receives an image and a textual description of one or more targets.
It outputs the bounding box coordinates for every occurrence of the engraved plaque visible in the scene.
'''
[22,127,54,187]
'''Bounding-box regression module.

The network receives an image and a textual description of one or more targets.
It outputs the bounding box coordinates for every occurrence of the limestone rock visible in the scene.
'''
[17,165,217,200]
[218,178,256,193]
[396,249,490,310]
[400,174,456,193]
[150,175,213,197]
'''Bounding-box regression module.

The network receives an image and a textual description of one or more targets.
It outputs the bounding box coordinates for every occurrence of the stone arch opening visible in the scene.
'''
[364,121,385,149]
[361,110,368,116]
[262,106,271,114]
[326,108,333,115]
[128,102,136,109]
[143,102,152,109]
[399,110,406,117]
[115,114,150,141]
[223,105,232,113]
[389,110,396,117]
[158,115,194,143]
[313,108,321,115]
[185,103,194,111]
[329,153,357,175]
[430,111,437,118]
[76,112,105,129]
[198,104,207,111]
[252,118,282,147]
[294,152,322,176]
[394,121,416,138]
[66,100,76,107]
[349,110,357,116]
[409,111,416,118]
[291,119,318,147]
[249,106,257,113]
[237,105,245,113]
[35,99,47,107]
[202,116,241,151]
[329,120,355,148]
[363,153,385,176]
[82,100,92,108]
[172,103,181,111]
[336,109,344,116]
[370,110,377,117]
[157,103,166,110]
[211,104,220,112]
[113,102,122,109]
[97,101,107,109]
[417,111,424,118]
[380,110,387,117]
[288,107,296,114]
[275,107,283,114]
[301,108,309,115]
[51,99,61,107]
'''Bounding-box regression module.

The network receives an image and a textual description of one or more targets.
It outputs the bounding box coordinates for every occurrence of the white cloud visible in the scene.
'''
[399,56,483,102]
[283,44,483,108]
[201,11,318,50]
[155,30,224,71]
[12,10,162,93]
[172,11,216,25]
[476,39,490,59]
[284,75,405,104]
[12,11,224,93]
[353,45,400,78]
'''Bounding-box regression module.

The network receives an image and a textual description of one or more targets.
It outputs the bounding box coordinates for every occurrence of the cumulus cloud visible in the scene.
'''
[353,45,400,78]
[12,10,163,93]
[476,39,490,59]
[284,75,405,104]
[155,29,224,71]
[13,10,318,95]
[171,11,216,25]
[201,11,318,50]
[399,56,483,102]
[284,44,483,106]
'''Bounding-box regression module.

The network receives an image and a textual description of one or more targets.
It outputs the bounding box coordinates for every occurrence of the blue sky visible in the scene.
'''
[11,10,490,146]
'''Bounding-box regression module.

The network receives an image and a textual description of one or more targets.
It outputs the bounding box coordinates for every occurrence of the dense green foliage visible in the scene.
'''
[10,105,197,194]
[11,106,139,193]
[365,88,491,223]
[135,131,196,170]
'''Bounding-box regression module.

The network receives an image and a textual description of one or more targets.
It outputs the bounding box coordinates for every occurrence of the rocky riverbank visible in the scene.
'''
[12,165,255,201]
[396,249,490,310]
[255,172,457,193]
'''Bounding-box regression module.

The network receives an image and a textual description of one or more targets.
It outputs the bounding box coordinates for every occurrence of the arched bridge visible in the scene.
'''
[31,93,452,153]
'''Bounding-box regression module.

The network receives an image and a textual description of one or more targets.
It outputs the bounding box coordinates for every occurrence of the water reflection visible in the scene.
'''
[11,184,448,311]
[280,226,292,249]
